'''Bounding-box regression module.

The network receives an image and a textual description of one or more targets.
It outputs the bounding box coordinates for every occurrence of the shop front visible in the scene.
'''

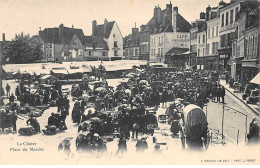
[218,48,231,74]
[204,55,218,71]
[241,59,259,85]
[196,56,205,70]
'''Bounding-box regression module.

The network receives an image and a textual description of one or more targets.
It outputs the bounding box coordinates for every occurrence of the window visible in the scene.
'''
[212,42,215,55]
[158,48,160,56]
[161,48,163,56]
[114,41,118,47]
[235,7,239,20]
[221,14,224,26]
[79,50,83,56]
[198,49,200,56]
[114,50,118,56]
[230,9,233,24]
[226,12,229,25]
[216,26,218,36]
[199,35,201,43]
[208,29,210,38]
[89,51,92,56]
[254,35,258,58]
[159,37,160,44]
[161,36,163,43]
[203,34,205,43]
[113,34,115,37]
[212,27,214,37]
[102,51,106,57]
[135,49,138,56]
[203,48,205,56]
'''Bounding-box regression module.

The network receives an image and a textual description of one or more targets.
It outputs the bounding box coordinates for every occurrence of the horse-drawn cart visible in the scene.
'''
[180,104,210,150]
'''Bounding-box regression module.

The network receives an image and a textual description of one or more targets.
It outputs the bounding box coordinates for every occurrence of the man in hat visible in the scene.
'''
[26,115,41,133]
[15,86,20,100]
[248,118,260,144]
[9,93,15,103]
[6,83,10,97]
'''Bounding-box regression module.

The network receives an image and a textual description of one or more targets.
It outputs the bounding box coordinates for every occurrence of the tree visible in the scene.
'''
[5,32,43,64]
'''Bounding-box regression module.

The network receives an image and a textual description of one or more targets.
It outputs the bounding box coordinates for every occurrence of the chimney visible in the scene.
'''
[157,6,162,26]
[172,6,178,32]
[92,20,97,36]
[200,12,206,19]
[206,5,212,21]
[2,33,5,42]
[154,6,158,26]
[104,19,108,37]
[132,23,139,39]
[59,24,64,41]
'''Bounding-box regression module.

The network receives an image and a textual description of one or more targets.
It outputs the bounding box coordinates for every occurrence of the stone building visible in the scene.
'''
[39,24,84,62]
[150,5,191,64]
[92,19,124,60]
[232,1,259,84]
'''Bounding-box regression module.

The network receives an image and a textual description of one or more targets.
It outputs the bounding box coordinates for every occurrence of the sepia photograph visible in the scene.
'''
[0,0,259,165]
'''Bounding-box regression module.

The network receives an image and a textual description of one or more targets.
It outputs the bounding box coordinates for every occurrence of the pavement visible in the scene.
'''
[219,80,260,116]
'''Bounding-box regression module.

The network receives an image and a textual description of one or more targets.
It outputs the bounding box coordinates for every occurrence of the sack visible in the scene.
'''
[18,127,35,136]
[133,123,140,130]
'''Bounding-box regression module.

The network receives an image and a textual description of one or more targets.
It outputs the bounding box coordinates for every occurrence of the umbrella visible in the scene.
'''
[139,80,148,85]
[84,107,96,115]
[144,87,152,91]
[89,117,102,123]
[125,89,131,94]
[167,82,174,85]
[59,137,73,149]
[79,130,91,136]
[95,87,106,92]
[186,78,192,81]
[174,82,181,86]
[126,74,134,78]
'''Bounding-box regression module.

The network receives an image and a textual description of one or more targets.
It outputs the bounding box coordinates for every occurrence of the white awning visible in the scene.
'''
[250,72,260,85]
[67,68,83,74]
[51,69,68,74]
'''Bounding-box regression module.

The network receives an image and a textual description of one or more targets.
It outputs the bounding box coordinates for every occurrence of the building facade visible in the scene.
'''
[150,6,191,64]
[218,1,240,74]
[39,24,85,62]
[205,7,220,71]
[92,19,124,60]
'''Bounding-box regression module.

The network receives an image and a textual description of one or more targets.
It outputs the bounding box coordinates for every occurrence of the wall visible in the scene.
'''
[219,2,240,35]
[150,31,190,63]
[106,22,124,58]
[207,18,220,56]
[54,43,64,61]
[197,31,206,57]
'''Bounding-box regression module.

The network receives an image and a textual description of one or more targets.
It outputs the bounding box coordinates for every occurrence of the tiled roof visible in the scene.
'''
[94,21,115,38]
[176,14,191,32]
[39,25,84,44]
[83,36,108,50]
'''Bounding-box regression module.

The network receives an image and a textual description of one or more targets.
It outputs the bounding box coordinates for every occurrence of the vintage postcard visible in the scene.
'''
[0,0,259,165]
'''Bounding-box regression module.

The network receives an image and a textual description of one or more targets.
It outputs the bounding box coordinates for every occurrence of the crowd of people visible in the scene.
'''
[0,64,259,154]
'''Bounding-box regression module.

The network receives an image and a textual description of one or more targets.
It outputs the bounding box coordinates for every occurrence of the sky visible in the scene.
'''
[0,0,223,40]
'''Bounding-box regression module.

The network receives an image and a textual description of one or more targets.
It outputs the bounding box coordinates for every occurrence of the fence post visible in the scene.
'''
[222,104,225,139]
[237,130,239,146]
